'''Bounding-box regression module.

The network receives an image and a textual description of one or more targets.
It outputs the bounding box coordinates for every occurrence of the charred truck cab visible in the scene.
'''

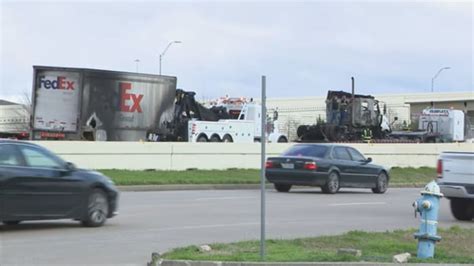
[297,77,390,142]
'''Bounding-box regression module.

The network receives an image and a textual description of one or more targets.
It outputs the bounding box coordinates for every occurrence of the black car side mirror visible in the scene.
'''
[366,157,372,163]
[65,162,76,171]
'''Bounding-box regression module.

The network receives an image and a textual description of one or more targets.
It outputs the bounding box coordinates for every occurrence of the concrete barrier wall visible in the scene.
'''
[32,141,474,170]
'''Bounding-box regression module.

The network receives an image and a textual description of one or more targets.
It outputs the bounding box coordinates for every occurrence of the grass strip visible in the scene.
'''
[99,167,436,186]
[162,226,474,264]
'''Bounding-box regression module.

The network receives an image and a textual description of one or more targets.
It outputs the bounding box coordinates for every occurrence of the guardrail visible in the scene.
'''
[31,141,474,170]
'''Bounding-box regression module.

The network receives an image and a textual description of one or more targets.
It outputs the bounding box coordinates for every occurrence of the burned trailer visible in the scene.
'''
[297,78,389,142]
[31,66,176,141]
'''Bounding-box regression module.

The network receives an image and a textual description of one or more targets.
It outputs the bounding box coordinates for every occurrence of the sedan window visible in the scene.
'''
[347,148,366,161]
[19,145,64,169]
[283,145,328,158]
[0,144,22,166]
[333,147,351,160]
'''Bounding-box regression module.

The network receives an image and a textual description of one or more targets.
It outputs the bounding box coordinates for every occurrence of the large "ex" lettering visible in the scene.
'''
[120,82,143,113]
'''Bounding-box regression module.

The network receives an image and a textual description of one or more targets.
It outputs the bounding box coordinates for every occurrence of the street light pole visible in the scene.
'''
[134,59,140,73]
[159,40,181,75]
[431,67,451,93]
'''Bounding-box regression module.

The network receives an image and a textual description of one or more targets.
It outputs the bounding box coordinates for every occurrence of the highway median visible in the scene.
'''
[101,167,437,188]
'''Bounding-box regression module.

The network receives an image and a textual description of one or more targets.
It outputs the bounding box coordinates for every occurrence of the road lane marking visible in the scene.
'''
[329,202,387,206]
[195,196,256,201]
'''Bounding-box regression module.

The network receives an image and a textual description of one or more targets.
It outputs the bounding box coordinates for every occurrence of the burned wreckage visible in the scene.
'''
[297,78,391,142]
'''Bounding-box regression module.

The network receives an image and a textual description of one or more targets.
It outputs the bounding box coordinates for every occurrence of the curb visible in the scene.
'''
[118,183,424,192]
[159,260,464,266]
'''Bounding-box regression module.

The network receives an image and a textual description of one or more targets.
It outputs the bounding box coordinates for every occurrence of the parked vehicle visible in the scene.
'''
[265,144,389,194]
[436,151,474,221]
[390,109,465,143]
[149,90,288,143]
[31,66,176,141]
[0,139,119,227]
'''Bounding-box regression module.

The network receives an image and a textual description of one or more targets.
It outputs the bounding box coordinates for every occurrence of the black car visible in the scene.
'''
[0,140,119,227]
[265,144,389,194]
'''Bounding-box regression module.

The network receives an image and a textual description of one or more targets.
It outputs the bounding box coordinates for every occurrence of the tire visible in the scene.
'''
[82,189,109,227]
[210,135,220,142]
[3,221,20,226]
[277,136,288,143]
[196,135,208,142]
[274,184,292,192]
[322,172,339,194]
[222,135,233,143]
[450,198,474,221]
[372,172,388,194]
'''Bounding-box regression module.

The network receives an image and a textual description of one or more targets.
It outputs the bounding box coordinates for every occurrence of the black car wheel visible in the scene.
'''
[2,221,21,226]
[82,189,109,227]
[322,172,339,194]
[450,198,474,221]
[372,172,388,194]
[274,184,292,192]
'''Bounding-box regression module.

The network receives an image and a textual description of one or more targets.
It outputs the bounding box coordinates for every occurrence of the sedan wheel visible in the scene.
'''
[82,189,109,227]
[274,183,292,192]
[372,172,388,194]
[322,172,339,194]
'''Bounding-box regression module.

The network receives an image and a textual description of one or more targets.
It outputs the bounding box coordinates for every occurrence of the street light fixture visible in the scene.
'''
[431,67,451,93]
[159,40,182,75]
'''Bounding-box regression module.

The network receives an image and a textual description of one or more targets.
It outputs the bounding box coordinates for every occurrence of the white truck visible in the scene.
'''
[187,102,288,143]
[149,91,288,143]
[437,151,474,221]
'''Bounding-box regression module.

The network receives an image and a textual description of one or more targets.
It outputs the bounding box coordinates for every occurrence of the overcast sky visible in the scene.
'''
[1,1,472,102]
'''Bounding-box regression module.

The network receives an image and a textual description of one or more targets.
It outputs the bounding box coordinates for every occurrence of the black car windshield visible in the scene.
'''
[283,145,328,158]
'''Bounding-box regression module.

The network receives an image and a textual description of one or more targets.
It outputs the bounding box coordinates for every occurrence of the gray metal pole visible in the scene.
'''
[260,75,266,260]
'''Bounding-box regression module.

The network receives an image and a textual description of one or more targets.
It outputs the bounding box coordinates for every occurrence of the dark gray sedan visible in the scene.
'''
[265,144,389,194]
[0,140,119,227]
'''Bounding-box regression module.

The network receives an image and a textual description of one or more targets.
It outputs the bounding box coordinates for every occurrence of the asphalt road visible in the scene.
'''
[1,188,473,266]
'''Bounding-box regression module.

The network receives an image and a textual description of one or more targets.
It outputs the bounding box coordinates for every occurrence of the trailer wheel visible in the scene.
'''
[197,135,208,142]
[222,135,233,142]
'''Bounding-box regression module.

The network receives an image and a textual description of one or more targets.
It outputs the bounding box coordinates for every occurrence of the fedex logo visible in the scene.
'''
[39,76,75,90]
[120,82,143,113]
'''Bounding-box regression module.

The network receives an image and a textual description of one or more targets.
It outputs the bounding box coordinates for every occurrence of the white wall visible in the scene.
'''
[33,141,474,170]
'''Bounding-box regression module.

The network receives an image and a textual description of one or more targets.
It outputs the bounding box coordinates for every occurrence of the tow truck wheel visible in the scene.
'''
[197,135,208,142]
[222,135,233,142]
[210,135,220,142]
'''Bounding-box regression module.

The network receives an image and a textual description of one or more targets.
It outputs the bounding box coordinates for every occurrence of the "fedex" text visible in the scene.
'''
[120,82,143,113]
[39,76,75,90]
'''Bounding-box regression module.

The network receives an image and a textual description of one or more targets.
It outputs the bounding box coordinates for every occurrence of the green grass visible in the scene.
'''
[99,167,436,186]
[162,226,474,264]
